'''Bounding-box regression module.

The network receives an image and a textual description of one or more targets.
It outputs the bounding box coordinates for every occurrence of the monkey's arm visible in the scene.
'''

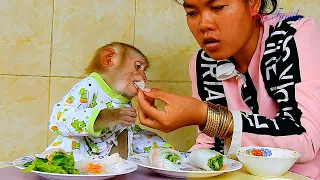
[93,109,120,129]
[49,77,103,137]
[93,107,137,130]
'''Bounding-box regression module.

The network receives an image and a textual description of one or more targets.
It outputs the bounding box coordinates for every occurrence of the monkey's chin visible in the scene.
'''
[122,87,138,99]
[129,90,138,98]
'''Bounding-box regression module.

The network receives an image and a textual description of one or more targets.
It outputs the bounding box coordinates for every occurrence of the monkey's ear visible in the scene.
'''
[100,48,116,67]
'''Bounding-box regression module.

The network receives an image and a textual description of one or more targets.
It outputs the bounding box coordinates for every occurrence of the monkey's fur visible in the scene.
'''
[86,42,148,159]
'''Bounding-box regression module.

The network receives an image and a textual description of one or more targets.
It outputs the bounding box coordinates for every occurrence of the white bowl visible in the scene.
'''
[236,146,301,177]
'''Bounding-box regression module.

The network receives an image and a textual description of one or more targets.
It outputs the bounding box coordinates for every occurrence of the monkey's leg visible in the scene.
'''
[109,129,128,159]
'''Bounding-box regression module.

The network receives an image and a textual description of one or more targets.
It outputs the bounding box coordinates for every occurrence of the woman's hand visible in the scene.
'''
[137,88,208,132]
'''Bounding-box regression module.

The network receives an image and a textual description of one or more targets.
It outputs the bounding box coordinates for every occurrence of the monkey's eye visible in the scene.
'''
[135,62,142,69]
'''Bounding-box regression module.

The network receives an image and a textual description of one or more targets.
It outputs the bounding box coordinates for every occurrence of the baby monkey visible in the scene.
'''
[46,42,165,160]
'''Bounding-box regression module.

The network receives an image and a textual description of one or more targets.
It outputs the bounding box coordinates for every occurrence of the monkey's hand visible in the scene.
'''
[94,108,137,129]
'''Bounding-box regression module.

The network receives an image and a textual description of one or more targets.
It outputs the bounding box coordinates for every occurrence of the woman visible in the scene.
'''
[137,0,320,179]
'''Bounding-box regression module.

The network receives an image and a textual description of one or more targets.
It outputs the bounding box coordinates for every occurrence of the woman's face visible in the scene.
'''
[184,0,256,60]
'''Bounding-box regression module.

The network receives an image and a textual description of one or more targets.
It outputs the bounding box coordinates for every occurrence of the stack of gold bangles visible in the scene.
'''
[201,102,234,139]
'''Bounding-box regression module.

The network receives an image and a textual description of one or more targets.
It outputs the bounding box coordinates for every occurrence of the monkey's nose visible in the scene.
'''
[141,72,147,81]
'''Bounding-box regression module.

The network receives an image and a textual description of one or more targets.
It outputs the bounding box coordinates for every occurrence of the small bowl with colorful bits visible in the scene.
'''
[236,146,301,177]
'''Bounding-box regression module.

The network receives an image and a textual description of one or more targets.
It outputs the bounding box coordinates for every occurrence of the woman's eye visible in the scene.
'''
[135,62,142,69]
[212,5,226,11]
[186,11,197,17]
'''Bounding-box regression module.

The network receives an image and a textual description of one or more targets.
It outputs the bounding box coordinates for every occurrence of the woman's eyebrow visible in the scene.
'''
[183,0,217,8]
[183,2,195,8]
[205,0,217,6]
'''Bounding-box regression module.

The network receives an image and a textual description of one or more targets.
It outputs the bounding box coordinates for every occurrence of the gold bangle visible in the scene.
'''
[210,104,219,136]
[202,102,233,139]
[202,102,218,137]
[216,106,227,139]
[222,107,230,138]
[217,105,229,139]
[216,105,224,138]
[221,116,233,139]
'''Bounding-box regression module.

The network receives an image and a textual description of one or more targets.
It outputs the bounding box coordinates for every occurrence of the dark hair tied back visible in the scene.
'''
[172,0,183,5]
[259,0,278,15]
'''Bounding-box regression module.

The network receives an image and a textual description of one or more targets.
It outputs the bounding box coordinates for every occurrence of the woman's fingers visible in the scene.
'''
[137,90,164,120]
[137,105,147,122]
[143,88,172,104]
[145,95,155,106]
[137,105,162,130]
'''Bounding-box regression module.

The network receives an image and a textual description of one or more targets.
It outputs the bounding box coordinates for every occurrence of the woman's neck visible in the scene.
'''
[232,22,261,74]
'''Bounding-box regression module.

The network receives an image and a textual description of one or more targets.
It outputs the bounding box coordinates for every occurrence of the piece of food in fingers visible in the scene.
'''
[189,148,226,171]
[149,148,182,170]
[134,81,146,91]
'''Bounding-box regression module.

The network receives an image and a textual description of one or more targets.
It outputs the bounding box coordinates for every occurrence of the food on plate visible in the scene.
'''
[143,142,174,153]
[22,148,136,175]
[75,160,107,175]
[75,153,136,175]
[189,148,226,171]
[133,81,146,91]
[161,142,174,149]
[149,148,182,170]
[22,148,79,174]
[75,153,124,175]
[245,148,272,157]
[99,152,133,174]
[143,142,159,153]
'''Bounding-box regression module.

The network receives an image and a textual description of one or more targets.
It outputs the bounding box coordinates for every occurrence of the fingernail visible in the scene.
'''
[144,88,151,92]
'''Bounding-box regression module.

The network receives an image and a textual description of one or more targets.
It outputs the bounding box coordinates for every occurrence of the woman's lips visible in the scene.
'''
[203,37,220,51]
[204,41,220,51]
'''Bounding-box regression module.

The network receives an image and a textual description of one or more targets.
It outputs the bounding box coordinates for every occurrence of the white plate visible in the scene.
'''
[13,155,138,180]
[129,153,242,179]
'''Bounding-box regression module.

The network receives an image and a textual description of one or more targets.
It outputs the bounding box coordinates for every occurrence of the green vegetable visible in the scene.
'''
[22,151,79,174]
[207,154,224,171]
[144,142,159,153]
[143,146,151,153]
[23,161,33,167]
[165,153,181,164]
[152,142,158,148]
[161,143,172,149]
[132,125,143,133]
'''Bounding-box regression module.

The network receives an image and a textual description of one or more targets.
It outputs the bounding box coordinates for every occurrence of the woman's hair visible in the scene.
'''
[259,0,278,15]
[172,0,278,15]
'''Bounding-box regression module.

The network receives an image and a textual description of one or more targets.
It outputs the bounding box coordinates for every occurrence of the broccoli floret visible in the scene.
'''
[207,154,224,171]
[165,153,181,164]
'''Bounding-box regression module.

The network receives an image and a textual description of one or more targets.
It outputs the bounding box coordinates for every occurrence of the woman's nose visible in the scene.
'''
[199,12,216,33]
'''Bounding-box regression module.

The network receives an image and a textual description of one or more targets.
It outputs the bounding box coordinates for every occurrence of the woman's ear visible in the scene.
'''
[100,48,116,67]
[247,0,261,17]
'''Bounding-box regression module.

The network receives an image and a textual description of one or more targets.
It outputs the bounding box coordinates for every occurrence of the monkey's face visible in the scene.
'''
[114,58,148,98]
